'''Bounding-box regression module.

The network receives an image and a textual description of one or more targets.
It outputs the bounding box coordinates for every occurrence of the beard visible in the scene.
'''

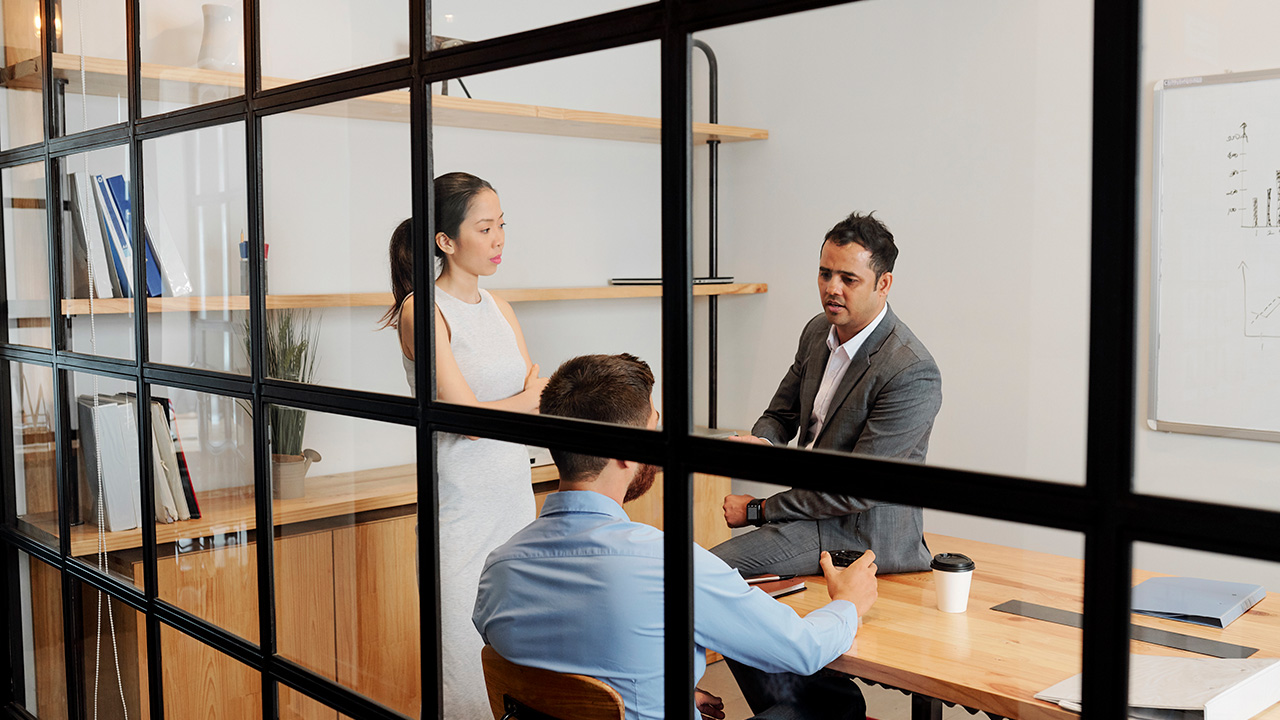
[623,463,659,503]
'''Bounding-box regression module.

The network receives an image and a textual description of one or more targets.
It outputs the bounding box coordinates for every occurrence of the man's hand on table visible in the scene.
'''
[721,494,756,528]
[821,549,878,619]
[695,688,725,719]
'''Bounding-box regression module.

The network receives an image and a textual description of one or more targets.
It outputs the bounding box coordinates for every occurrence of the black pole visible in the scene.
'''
[693,39,720,429]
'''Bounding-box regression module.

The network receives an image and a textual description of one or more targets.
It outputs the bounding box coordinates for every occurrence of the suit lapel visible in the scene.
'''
[797,324,831,446]
[815,305,898,446]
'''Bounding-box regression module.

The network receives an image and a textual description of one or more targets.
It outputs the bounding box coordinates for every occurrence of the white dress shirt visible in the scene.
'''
[805,303,888,448]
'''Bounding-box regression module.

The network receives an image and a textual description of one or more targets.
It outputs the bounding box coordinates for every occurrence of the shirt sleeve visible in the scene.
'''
[692,545,858,676]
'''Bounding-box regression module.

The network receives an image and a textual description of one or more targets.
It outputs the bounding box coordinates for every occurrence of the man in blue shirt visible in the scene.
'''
[474,353,879,720]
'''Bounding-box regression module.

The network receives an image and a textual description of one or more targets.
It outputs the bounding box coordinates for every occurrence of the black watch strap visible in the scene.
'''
[746,498,766,526]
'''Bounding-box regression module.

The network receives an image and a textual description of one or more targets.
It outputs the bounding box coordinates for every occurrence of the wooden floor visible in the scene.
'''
[699,660,974,720]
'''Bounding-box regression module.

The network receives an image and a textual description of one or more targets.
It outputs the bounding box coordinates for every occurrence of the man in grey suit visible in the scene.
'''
[712,211,942,577]
[711,211,941,719]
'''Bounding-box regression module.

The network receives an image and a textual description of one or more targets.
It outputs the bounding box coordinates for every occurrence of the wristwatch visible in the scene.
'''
[745,498,766,526]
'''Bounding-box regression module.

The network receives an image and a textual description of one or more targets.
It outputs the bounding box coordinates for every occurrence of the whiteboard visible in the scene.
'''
[1152,69,1280,442]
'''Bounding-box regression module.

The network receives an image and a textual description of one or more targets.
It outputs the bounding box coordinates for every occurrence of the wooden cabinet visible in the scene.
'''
[27,461,730,718]
[135,512,422,720]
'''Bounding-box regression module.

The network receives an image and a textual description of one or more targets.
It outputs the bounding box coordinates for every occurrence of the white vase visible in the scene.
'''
[197,4,240,72]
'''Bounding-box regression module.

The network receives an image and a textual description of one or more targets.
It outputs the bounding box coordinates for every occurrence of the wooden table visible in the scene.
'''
[777,533,1280,720]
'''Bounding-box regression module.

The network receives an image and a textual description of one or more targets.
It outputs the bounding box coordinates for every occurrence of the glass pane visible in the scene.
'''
[429,1,641,46]
[161,626,260,718]
[64,370,145,590]
[14,550,66,718]
[1136,0,1280,512]
[428,44,661,419]
[475,444,664,719]
[58,146,136,360]
[75,579,150,720]
[271,407,417,715]
[692,4,1093,485]
[1128,544,1280,716]
[470,352,666,718]
[142,122,249,373]
[752,511,1084,720]
[278,684,355,720]
[260,93,409,394]
[8,361,58,548]
[260,0,406,90]
[4,160,51,348]
[56,0,127,136]
[140,0,244,116]
[0,0,45,149]
[151,383,256,643]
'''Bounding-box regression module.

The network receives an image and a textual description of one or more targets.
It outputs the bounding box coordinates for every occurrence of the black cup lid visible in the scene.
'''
[930,553,975,572]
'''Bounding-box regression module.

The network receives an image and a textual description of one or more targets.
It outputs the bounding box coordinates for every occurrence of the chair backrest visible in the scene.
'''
[481,645,626,720]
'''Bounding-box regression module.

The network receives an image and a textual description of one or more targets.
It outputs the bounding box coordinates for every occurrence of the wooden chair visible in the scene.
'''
[481,645,625,720]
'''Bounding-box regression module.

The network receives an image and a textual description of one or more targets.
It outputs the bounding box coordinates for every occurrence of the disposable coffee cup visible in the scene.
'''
[930,553,975,613]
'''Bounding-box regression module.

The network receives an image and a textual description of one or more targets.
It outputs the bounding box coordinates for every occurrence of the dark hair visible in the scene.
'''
[824,211,898,279]
[379,217,414,329]
[380,172,496,328]
[434,171,495,261]
[539,354,655,482]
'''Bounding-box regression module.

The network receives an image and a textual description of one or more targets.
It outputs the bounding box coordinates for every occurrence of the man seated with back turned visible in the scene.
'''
[473,353,879,720]
[712,211,943,578]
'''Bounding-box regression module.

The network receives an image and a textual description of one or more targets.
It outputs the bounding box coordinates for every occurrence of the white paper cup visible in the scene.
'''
[931,553,975,613]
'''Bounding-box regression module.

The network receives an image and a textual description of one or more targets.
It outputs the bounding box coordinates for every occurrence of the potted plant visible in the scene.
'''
[242,309,322,498]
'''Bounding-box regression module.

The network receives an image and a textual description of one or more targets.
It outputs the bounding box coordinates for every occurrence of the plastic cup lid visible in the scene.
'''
[930,553,975,572]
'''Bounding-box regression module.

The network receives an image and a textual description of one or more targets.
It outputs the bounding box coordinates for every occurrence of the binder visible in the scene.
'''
[151,400,191,521]
[144,211,192,297]
[76,395,139,532]
[1132,576,1267,629]
[155,397,200,519]
[92,174,134,298]
[104,174,164,297]
[68,172,119,298]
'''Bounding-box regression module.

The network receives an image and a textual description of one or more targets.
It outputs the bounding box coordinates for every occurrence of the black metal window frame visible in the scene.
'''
[2,1,1279,719]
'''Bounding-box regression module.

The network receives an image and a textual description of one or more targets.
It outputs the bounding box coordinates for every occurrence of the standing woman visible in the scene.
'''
[382,172,546,718]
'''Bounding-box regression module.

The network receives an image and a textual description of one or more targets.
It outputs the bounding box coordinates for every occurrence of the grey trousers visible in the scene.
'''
[710,521,825,576]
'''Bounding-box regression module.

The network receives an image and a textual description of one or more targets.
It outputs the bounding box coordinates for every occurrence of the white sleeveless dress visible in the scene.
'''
[403,288,535,718]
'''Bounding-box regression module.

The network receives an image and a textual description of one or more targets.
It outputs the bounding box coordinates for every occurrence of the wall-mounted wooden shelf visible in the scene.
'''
[6,53,768,145]
[22,462,417,557]
[56,282,767,315]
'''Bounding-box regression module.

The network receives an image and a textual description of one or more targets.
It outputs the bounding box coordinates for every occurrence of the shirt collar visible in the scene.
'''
[539,489,630,521]
[826,302,889,356]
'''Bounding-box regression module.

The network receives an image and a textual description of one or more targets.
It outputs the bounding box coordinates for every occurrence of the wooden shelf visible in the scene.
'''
[57,283,767,315]
[24,463,419,557]
[15,53,768,145]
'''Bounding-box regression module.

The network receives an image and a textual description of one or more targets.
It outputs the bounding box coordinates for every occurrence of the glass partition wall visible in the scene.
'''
[0,2,1277,720]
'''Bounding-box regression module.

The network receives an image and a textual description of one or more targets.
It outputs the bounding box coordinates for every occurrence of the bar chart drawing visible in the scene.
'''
[1226,123,1280,232]
[1241,262,1280,338]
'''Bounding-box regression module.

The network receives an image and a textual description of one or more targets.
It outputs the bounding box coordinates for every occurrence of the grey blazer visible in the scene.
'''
[754,305,942,573]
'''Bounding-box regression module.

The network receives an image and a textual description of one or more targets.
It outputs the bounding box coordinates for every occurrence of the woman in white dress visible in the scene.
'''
[382,172,546,718]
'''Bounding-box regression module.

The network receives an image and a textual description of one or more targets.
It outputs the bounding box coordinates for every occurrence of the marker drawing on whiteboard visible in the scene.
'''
[1240,261,1280,338]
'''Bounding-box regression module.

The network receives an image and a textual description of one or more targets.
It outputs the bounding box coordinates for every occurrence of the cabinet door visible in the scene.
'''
[153,536,261,719]
[276,529,339,720]
[332,514,420,716]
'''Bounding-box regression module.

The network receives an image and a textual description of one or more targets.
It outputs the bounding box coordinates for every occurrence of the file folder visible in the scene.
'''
[1131,577,1267,629]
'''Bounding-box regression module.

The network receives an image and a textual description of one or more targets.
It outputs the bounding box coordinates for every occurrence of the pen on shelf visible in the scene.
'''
[746,574,797,585]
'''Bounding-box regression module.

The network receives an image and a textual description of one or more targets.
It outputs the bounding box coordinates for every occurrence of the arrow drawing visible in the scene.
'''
[1240,261,1280,337]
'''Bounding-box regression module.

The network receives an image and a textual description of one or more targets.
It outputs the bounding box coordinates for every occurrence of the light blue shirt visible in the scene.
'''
[473,490,860,720]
